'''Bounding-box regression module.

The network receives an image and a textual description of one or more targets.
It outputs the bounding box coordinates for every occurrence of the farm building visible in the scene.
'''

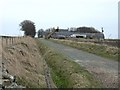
[52,27,104,39]
[38,27,105,39]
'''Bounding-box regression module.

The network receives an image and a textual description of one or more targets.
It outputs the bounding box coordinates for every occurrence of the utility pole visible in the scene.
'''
[101,27,104,33]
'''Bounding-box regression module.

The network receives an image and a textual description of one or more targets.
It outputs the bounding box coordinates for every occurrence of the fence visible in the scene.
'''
[0,36,25,48]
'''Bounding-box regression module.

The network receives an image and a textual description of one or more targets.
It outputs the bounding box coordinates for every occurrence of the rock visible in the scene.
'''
[1,62,25,89]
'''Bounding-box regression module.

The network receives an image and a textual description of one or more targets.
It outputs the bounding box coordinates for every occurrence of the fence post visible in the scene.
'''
[6,37,8,46]
[8,37,10,46]
[12,37,13,45]
[2,37,4,48]
[0,36,2,81]
[10,37,11,45]
[13,37,15,45]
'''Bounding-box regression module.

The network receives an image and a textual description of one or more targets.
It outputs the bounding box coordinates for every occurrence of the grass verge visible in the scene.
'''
[50,39,119,61]
[36,39,103,88]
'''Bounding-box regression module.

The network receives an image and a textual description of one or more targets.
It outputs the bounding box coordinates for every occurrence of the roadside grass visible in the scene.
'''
[36,39,103,88]
[50,39,119,61]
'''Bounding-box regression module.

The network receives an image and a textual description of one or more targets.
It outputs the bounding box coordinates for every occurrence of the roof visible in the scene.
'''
[77,27,101,33]
[58,29,68,32]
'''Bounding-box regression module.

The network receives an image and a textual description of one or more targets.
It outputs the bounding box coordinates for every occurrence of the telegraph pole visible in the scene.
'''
[101,27,104,33]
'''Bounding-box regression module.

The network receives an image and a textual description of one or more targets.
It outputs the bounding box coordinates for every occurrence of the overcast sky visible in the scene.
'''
[0,0,119,39]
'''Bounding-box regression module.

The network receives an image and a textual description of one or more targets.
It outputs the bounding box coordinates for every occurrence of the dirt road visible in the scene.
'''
[39,39,118,88]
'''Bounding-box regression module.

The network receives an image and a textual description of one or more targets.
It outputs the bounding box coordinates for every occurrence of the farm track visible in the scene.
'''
[39,39,118,88]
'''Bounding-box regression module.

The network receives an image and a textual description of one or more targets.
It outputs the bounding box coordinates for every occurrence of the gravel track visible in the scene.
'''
[39,39,118,88]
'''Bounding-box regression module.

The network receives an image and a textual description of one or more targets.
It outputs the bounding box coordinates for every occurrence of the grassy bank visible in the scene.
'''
[50,39,118,61]
[36,39,102,88]
[17,76,40,88]
[2,37,46,88]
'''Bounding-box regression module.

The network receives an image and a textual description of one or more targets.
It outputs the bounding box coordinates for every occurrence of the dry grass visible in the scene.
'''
[50,39,119,61]
[2,37,46,88]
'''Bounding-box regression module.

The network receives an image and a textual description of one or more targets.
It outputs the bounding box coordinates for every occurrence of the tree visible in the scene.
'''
[19,20,36,37]
[38,29,44,38]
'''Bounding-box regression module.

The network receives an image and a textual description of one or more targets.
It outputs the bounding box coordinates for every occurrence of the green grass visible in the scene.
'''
[50,39,119,61]
[36,39,103,88]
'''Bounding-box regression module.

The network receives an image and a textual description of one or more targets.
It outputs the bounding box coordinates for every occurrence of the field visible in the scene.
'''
[50,38,119,61]
[67,38,119,47]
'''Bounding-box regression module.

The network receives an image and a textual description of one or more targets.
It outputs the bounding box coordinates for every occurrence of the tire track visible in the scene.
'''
[42,55,56,88]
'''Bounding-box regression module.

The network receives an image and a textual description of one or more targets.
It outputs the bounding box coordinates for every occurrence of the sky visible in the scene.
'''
[0,0,119,39]
[118,1,120,39]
